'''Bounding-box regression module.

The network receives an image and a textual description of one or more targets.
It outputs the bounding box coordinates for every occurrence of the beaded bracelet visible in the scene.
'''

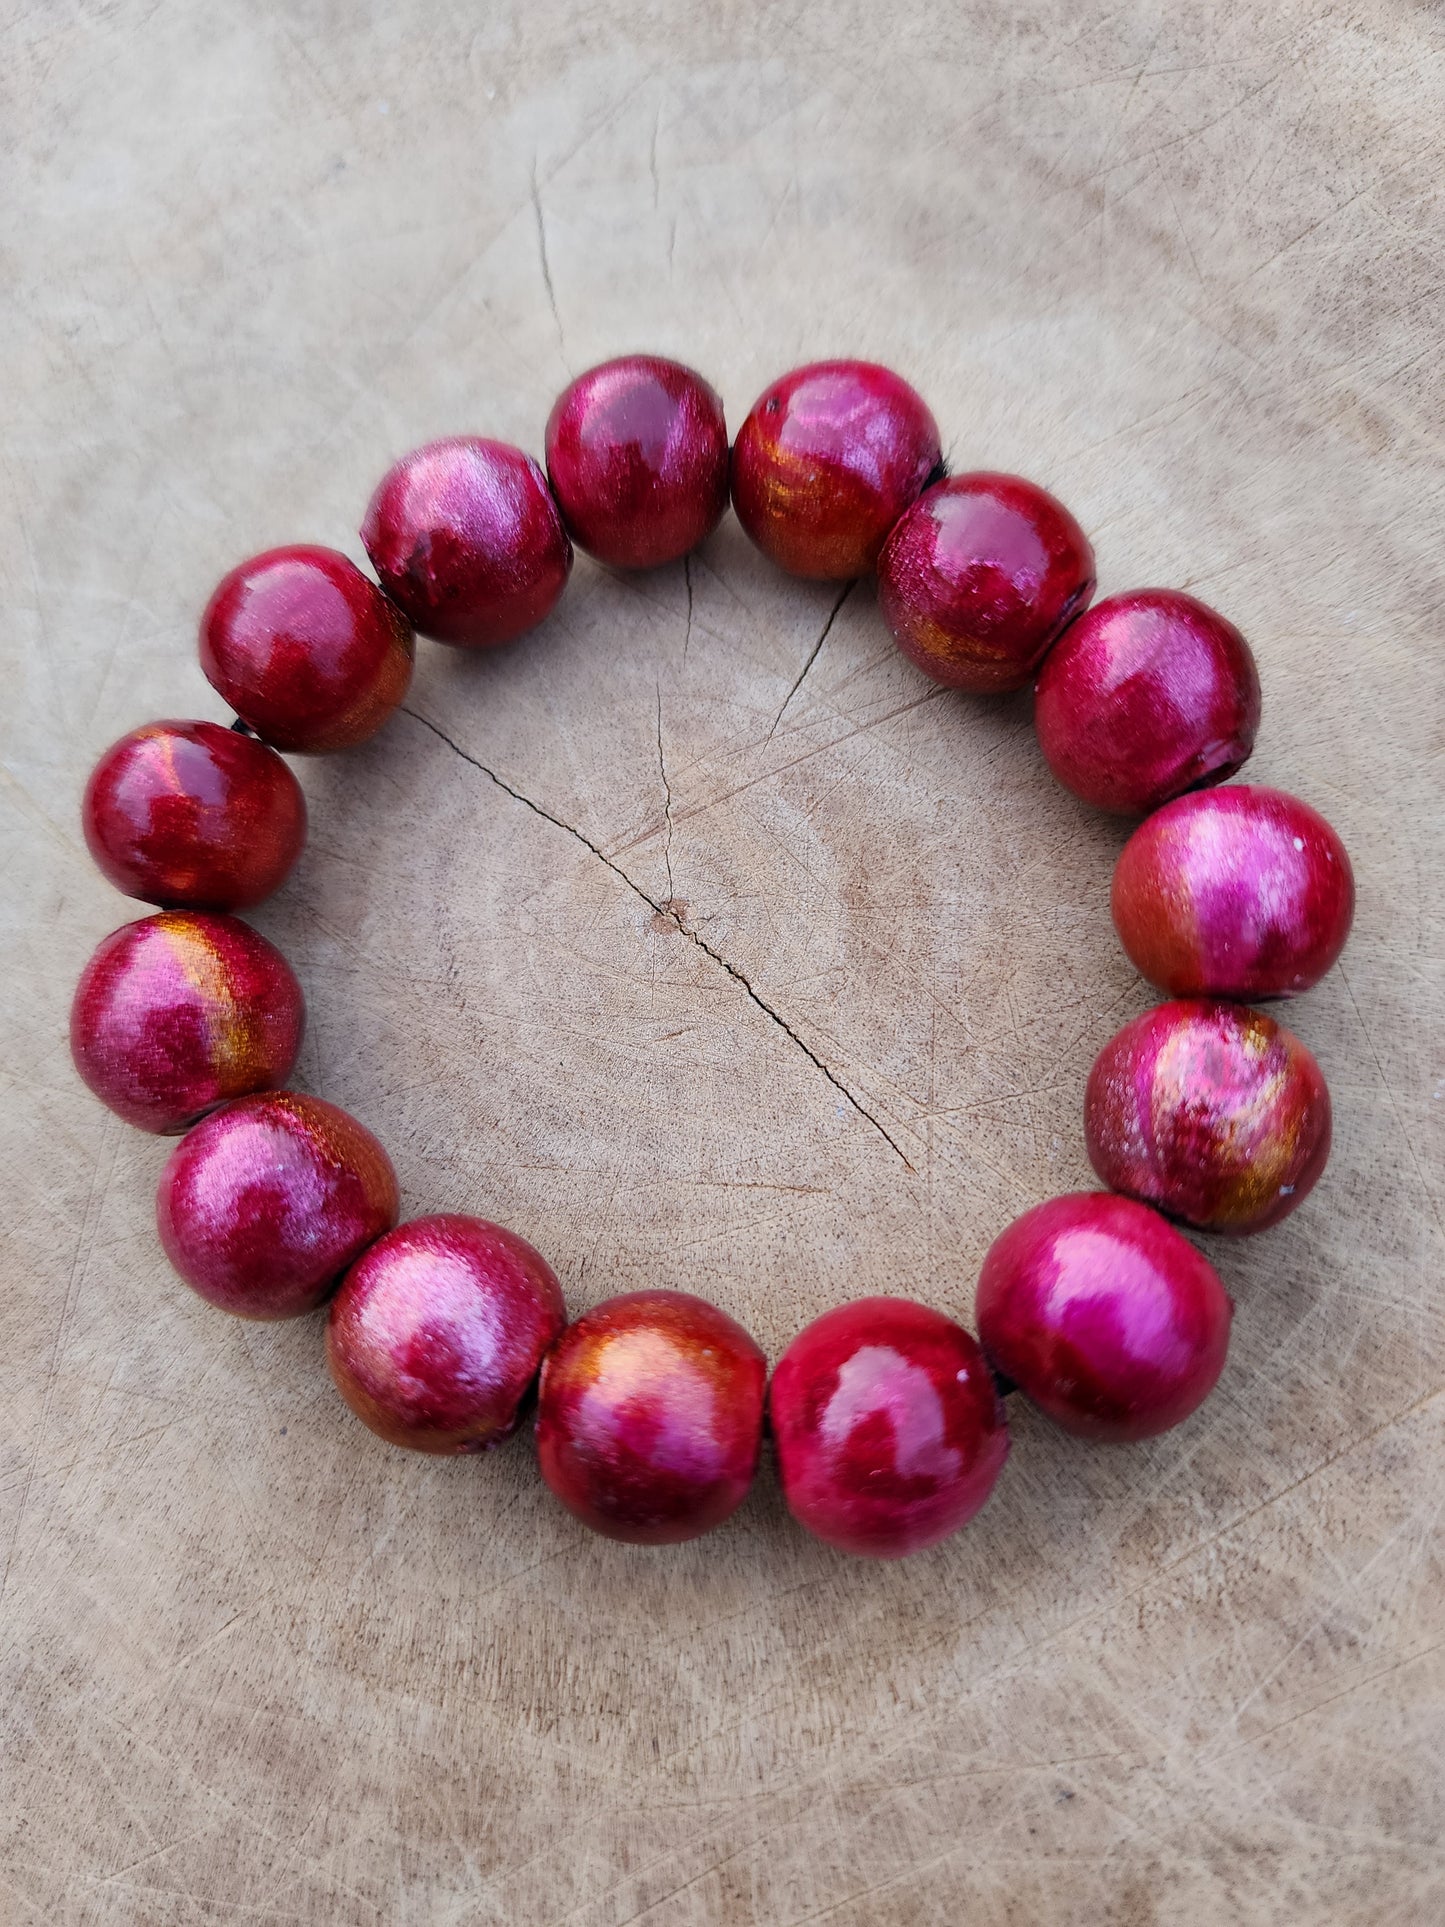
[69,356,1355,1559]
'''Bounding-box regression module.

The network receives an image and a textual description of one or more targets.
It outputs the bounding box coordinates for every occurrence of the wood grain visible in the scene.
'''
[3,3,1443,1921]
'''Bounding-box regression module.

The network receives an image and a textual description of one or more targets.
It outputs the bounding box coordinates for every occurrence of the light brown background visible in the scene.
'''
[3,3,1443,1922]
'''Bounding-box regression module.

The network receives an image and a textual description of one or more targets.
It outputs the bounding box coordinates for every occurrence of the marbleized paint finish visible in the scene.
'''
[877,472,1096,692]
[1085,1000,1332,1234]
[535,1290,766,1544]
[69,912,304,1133]
[327,1214,567,1453]
[975,1192,1233,1442]
[544,355,729,569]
[768,1298,1010,1558]
[82,719,307,910]
[362,436,573,647]
[1033,589,1262,815]
[157,1091,400,1319]
[1112,784,1356,999]
[200,545,415,753]
[731,360,942,579]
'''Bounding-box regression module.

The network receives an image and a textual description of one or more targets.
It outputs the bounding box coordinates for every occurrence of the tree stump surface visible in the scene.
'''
[2,4,1442,1921]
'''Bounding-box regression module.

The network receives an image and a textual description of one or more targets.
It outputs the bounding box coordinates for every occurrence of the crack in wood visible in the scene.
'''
[766,578,856,741]
[400,705,913,1168]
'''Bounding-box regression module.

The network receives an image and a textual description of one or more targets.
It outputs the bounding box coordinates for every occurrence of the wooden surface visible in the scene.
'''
[3,4,1443,1921]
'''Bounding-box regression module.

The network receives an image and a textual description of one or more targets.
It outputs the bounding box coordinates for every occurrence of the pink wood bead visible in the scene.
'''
[1085,1000,1332,1234]
[1112,784,1356,999]
[877,472,1095,692]
[975,1192,1233,1441]
[327,1214,566,1453]
[535,1290,766,1544]
[1033,589,1261,815]
[70,912,303,1134]
[157,1092,399,1319]
[731,360,941,579]
[82,719,306,911]
[362,437,572,647]
[545,355,729,569]
[769,1298,1010,1558]
[200,545,414,753]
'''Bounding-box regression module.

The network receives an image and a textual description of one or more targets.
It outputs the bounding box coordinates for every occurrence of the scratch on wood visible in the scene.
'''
[530,158,566,363]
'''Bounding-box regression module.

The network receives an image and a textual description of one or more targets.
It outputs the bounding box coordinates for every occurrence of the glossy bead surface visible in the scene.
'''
[70,913,303,1133]
[1033,589,1261,815]
[1085,1000,1331,1235]
[535,1290,765,1544]
[1112,784,1356,999]
[731,361,941,579]
[362,437,572,648]
[975,1193,1232,1441]
[157,1092,399,1319]
[82,719,306,910]
[200,546,414,753]
[545,356,729,569]
[769,1298,1009,1559]
[877,473,1095,692]
[327,1214,566,1453]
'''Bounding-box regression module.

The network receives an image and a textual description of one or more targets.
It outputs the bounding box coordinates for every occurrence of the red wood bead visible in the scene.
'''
[535,1290,765,1544]
[1085,1000,1332,1235]
[731,360,941,579]
[1033,589,1261,815]
[200,545,414,753]
[877,473,1096,692]
[362,437,573,647]
[70,912,303,1134]
[545,355,729,569]
[975,1193,1233,1441]
[1112,784,1355,999]
[82,719,306,910]
[327,1214,566,1453]
[157,1092,399,1319]
[769,1298,1009,1559]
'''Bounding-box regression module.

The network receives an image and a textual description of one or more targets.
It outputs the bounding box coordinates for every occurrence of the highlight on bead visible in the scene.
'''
[83,719,307,911]
[328,1215,566,1453]
[975,1192,1234,1442]
[157,1091,400,1320]
[362,436,573,648]
[1085,999,1332,1235]
[69,351,1356,1557]
[201,544,415,753]
[536,1290,767,1545]
[1111,783,1355,999]
[545,354,730,570]
[731,359,941,579]
[70,911,304,1134]
[1033,588,1261,816]
[769,1298,1010,1558]
[877,471,1095,693]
